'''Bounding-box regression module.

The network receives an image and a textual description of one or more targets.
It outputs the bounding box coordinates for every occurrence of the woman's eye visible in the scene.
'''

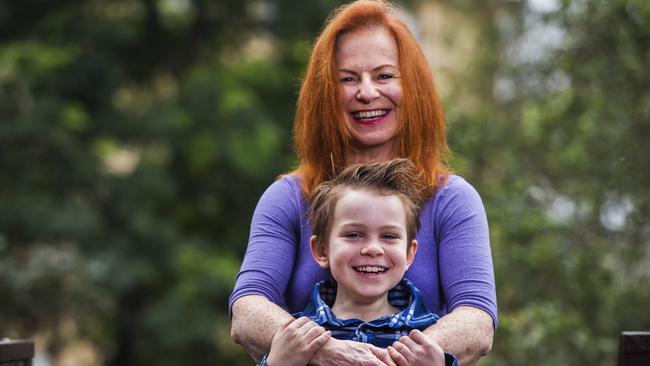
[378,74,393,80]
[340,76,356,83]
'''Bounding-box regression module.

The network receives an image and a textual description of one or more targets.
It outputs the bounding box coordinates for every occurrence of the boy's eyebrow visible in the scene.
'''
[338,222,405,231]
[338,222,366,229]
[378,224,406,232]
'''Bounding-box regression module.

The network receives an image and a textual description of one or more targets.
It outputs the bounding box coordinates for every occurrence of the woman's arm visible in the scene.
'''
[423,306,494,366]
[231,295,294,362]
[229,178,303,361]
[429,177,498,365]
[231,295,390,366]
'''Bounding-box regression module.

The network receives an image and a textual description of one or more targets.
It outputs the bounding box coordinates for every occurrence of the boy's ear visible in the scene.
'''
[405,239,418,269]
[309,235,329,269]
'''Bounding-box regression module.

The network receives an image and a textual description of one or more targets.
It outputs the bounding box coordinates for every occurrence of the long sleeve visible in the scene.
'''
[229,176,303,312]
[434,176,498,329]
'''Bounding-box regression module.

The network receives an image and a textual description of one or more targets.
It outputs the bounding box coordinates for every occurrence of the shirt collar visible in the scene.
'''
[298,278,437,328]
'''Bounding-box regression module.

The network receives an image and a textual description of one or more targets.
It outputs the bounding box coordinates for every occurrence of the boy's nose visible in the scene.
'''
[361,241,383,257]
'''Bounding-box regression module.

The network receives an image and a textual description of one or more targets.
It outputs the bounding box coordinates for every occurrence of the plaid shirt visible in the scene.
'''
[259,279,458,366]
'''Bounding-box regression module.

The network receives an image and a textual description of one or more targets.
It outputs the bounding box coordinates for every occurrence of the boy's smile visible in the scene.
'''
[310,188,417,320]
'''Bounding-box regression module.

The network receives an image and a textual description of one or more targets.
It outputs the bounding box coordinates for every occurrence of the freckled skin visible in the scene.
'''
[423,306,494,366]
[336,26,403,164]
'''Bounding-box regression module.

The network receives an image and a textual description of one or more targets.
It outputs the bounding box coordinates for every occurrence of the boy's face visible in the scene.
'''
[310,188,417,305]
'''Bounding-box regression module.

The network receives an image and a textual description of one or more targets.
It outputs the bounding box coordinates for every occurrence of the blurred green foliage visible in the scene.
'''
[1,0,649,365]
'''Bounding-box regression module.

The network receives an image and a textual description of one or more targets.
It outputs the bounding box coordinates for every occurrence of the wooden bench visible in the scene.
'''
[618,332,650,366]
[0,339,33,366]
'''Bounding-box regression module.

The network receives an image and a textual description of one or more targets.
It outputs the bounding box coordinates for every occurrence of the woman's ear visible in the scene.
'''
[310,235,329,269]
[405,239,418,269]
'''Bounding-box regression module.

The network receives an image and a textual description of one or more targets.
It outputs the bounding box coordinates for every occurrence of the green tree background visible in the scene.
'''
[1,0,648,365]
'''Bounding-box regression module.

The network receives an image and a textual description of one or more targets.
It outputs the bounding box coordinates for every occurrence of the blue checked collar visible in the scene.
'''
[293,278,439,330]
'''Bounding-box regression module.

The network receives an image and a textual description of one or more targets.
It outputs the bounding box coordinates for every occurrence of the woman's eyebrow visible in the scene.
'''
[373,64,398,71]
[338,64,398,73]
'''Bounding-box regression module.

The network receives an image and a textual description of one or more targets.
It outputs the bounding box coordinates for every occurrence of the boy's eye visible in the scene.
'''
[344,232,362,238]
[382,233,399,240]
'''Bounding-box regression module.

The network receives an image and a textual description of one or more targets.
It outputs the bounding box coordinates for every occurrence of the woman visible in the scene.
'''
[230,1,497,365]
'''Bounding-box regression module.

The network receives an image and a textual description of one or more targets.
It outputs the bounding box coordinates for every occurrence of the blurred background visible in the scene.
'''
[1,0,649,365]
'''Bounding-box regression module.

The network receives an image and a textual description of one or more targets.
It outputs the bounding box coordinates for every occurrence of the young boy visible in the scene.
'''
[260,159,457,366]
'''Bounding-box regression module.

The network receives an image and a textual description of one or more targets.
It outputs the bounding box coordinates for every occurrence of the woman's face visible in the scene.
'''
[336,26,402,158]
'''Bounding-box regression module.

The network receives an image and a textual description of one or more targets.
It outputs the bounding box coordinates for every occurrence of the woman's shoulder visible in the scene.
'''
[256,174,306,210]
[424,174,484,212]
[260,174,301,196]
[433,174,481,201]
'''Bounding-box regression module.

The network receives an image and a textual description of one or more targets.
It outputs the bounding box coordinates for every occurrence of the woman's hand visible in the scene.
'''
[310,337,392,366]
[266,317,331,366]
[387,329,446,366]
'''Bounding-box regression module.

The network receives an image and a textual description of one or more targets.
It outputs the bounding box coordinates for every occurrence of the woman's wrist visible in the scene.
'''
[309,337,337,366]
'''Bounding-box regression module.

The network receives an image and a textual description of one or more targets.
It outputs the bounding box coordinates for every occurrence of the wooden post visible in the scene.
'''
[0,339,34,366]
[618,332,650,366]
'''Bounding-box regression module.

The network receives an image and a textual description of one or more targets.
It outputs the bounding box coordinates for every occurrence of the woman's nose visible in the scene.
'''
[361,241,383,257]
[356,77,379,103]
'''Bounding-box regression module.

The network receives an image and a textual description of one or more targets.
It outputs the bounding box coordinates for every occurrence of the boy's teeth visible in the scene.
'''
[355,266,387,273]
[353,110,387,119]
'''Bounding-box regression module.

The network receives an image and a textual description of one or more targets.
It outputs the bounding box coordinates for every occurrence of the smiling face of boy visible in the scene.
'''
[310,188,417,316]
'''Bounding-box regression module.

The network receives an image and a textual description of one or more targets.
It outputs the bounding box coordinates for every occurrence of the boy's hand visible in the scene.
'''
[266,316,331,366]
[387,329,446,366]
[311,337,391,366]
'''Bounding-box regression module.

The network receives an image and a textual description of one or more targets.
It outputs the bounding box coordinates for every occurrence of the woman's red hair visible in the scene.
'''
[292,0,449,199]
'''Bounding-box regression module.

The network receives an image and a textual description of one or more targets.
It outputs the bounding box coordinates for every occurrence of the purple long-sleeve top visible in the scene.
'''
[229,174,498,329]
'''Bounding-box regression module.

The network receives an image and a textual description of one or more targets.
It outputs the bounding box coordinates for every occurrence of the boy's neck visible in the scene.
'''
[330,291,399,323]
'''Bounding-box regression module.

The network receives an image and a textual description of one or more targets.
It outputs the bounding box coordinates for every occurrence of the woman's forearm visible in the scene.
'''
[231,295,388,366]
[423,306,494,366]
[230,295,294,362]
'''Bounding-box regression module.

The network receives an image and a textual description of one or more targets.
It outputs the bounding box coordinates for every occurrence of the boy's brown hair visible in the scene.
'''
[308,158,425,245]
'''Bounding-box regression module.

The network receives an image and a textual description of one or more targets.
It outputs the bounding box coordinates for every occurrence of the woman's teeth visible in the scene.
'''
[353,110,387,120]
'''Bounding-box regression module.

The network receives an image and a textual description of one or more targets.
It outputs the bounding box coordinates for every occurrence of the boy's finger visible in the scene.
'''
[387,346,408,366]
[288,316,311,329]
[280,317,296,329]
[397,335,418,351]
[392,341,414,362]
[407,329,429,345]
[295,318,321,333]
[303,324,326,339]
[371,346,397,366]
[307,330,331,352]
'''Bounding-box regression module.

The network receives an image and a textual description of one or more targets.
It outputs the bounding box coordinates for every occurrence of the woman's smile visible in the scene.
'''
[351,109,391,125]
[336,25,402,156]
